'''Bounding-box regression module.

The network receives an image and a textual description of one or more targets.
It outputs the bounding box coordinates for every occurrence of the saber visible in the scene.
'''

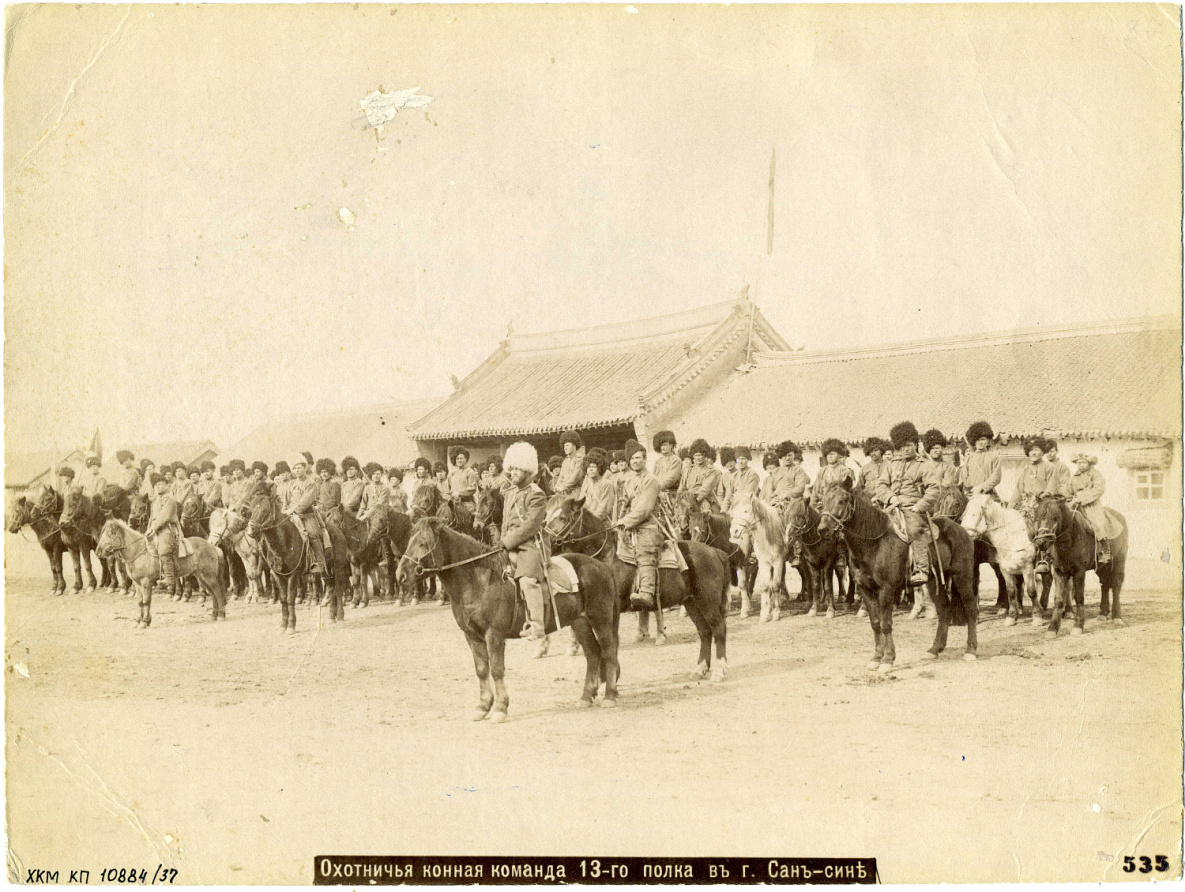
[924,511,947,589]
[535,532,562,633]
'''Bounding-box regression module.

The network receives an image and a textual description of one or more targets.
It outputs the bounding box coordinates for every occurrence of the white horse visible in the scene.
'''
[208,508,266,603]
[961,494,1039,627]
[730,496,788,622]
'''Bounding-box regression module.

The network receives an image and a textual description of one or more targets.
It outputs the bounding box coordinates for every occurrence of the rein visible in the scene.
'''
[402,536,503,577]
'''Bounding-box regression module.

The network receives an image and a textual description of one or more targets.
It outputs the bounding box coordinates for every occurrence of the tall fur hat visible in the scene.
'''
[228,458,246,472]
[888,422,919,451]
[413,457,431,473]
[559,430,583,450]
[301,451,314,466]
[251,460,269,475]
[149,472,165,486]
[58,466,76,480]
[200,459,216,472]
[862,436,888,455]
[547,455,565,471]
[432,461,447,475]
[187,465,201,478]
[922,429,948,453]
[504,441,538,475]
[775,440,801,460]
[718,446,736,465]
[734,445,752,461]
[450,446,470,463]
[115,449,134,464]
[762,451,779,468]
[965,421,994,445]
[219,464,230,476]
[677,446,690,461]
[584,447,609,473]
[611,449,627,465]
[1043,438,1058,453]
[486,455,503,473]
[624,439,646,461]
[821,438,849,458]
[364,461,384,477]
[315,457,336,476]
[273,460,290,475]
[341,456,361,473]
[140,458,154,471]
[652,430,676,451]
[85,453,101,468]
[689,438,712,457]
[1022,437,1046,457]
[387,466,404,481]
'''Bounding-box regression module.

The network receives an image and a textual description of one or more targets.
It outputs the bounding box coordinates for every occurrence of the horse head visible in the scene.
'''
[544,494,585,544]
[783,496,813,544]
[474,487,503,533]
[207,508,231,544]
[1032,496,1066,547]
[61,488,86,527]
[409,484,438,523]
[669,491,693,537]
[935,485,967,520]
[95,520,123,559]
[729,497,755,547]
[245,494,279,538]
[397,516,446,591]
[960,493,991,538]
[817,477,856,534]
[128,494,150,531]
[687,500,711,543]
[6,496,30,533]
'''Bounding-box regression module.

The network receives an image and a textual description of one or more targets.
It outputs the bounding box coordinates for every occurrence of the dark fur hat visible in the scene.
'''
[58,466,76,480]
[200,459,216,472]
[689,438,712,458]
[762,451,779,468]
[652,430,676,451]
[965,421,994,445]
[1022,437,1046,457]
[1043,438,1058,453]
[228,458,246,472]
[862,437,889,455]
[450,446,470,463]
[821,438,848,458]
[611,449,627,465]
[341,456,361,473]
[735,445,752,461]
[387,466,404,481]
[559,430,583,450]
[139,458,154,471]
[315,458,336,476]
[584,447,609,473]
[718,446,736,465]
[251,460,269,475]
[413,457,431,473]
[775,440,801,460]
[364,461,384,477]
[301,451,314,466]
[486,455,503,473]
[547,455,564,471]
[115,449,134,464]
[187,465,202,478]
[624,439,646,460]
[273,460,290,475]
[171,461,187,474]
[889,422,919,451]
[219,464,230,476]
[677,446,690,461]
[432,461,448,476]
[922,429,948,453]
[149,472,165,486]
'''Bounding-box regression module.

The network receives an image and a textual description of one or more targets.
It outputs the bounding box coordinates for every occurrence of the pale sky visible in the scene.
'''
[5,3,1181,456]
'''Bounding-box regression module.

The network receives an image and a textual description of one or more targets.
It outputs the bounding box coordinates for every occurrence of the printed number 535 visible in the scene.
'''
[1123,856,1170,873]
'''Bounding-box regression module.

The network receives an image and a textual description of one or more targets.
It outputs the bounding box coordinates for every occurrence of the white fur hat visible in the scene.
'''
[288,452,308,470]
[503,442,538,476]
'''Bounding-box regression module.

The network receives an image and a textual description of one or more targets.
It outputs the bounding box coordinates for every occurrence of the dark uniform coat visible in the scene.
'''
[502,482,547,579]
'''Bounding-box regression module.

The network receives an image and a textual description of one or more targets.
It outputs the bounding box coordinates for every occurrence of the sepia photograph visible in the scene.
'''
[4,3,1182,884]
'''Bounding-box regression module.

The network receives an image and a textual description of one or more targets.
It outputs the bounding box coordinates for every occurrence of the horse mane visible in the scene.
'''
[416,516,504,572]
[848,487,890,539]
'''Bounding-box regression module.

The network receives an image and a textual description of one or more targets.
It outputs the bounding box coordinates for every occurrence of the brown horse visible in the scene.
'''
[395,517,620,720]
[208,508,266,602]
[1032,496,1128,634]
[7,488,67,595]
[473,486,505,547]
[818,480,978,671]
[544,494,731,681]
[96,520,228,626]
[61,488,128,593]
[784,498,855,618]
[409,483,473,533]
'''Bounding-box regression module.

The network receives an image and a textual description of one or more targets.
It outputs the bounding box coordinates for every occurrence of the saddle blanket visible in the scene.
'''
[547,556,579,594]
[616,537,688,571]
[887,508,938,544]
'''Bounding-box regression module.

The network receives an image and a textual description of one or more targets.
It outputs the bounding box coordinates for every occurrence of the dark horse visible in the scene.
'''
[7,488,67,595]
[1032,496,1128,635]
[61,488,130,593]
[544,494,731,680]
[246,493,351,629]
[818,480,978,671]
[473,486,505,547]
[128,493,151,533]
[395,517,620,720]
[784,498,855,618]
[409,484,473,533]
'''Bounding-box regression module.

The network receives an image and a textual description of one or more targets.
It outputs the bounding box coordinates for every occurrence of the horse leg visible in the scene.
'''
[805,557,819,617]
[824,559,836,619]
[139,580,153,628]
[685,602,713,680]
[278,581,291,633]
[1003,571,1020,626]
[862,581,884,670]
[1046,572,1068,637]
[80,544,98,592]
[597,614,621,707]
[485,629,510,722]
[878,589,897,672]
[465,633,494,720]
[570,618,600,706]
[1071,571,1087,634]
[653,600,667,646]
[566,625,582,657]
[926,579,950,658]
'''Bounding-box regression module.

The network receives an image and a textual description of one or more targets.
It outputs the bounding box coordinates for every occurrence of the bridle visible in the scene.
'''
[546,506,614,560]
[398,528,503,578]
[247,497,307,578]
[100,523,151,564]
[818,495,891,541]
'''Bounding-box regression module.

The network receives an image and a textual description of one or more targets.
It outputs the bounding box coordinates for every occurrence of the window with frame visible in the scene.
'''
[1133,470,1165,501]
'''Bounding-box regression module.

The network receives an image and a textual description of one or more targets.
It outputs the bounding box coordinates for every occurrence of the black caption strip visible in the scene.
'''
[315,856,877,885]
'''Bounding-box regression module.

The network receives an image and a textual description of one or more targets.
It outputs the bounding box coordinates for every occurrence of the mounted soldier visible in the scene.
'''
[340,456,365,516]
[139,460,157,502]
[758,450,779,501]
[683,439,722,513]
[80,452,106,499]
[859,437,890,500]
[1042,439,1073,500]
[615,438,663,609]
[554,430,587,496]
[651,430,682,507]
[770,440,810,511]
[1069,453,1122,564]
[578,447,615,520]
[447,448,479,511]
[813,438,855,508]
[236,461,269,514]
[170,463,194,507]
[874,421,938,586]
[726,446,761,514]
[922,429,959,488]
[961,421,1002,499]
[716,447,737,512]
[115,450,141,494]
[500,442,548,641]
[285,453,328,575]
[198,460,223,509]
[411,457,434,501]
[484,455,513,497]
[1010,438,1049,516]
[225,460,247,509]
[357,462,389,523]
[147,472,181,600]
[316,458,343,527]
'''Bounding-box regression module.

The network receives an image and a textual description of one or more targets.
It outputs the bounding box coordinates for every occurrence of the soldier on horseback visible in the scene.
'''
[579,448,615,520]
[80,453,106,499]
[316,458,342,525]
[813,439,855,508]
[727,446,760,514]
[147,472,181,599]
[358,462,389,522]
[922,429,959,488]
[1069,454,1121,564]
[1043,439,1073,500]
[340,456,365,516]
[386,466,409,514]
[683,439,722,513]
[116,450,141,494]
[859,437,889,499]
[652,430,682,509]
[875,421,938,586]
[447,448,479,511]
[962,421,1002,498]
[554,431,587,496]
[770,440,810,508]
[716,446,736,512]
[285,454,328,575]
[225,460,247,508]
[500,442,548,640]
[198,460,223,509]
[615,439,663,609]
[483,455,513,497]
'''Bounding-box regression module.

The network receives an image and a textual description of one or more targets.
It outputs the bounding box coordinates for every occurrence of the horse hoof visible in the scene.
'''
[1070,626,1083,636]
[1113,618,1126,627]
[469,709,490,722]
[488,711,507,724]
[654,634,667,647]
[1003,616,1016,627]
[86,585,96,594]
[690,663,709,680]
[1045,630,1058,639]
[825,610,835,620]
[807,608,817,617]
[711,661,727,683]
[995,606,1008,616]
[867,660,881,671]
[920,651,937,661]
[600,698,618,709]
[759,613,770,624]
[1031,616,1043,628]
[877,663,894,674]
[575,699,594,709]
[770,611,781,623]
[633,631,648,643]
[856,608,868,619]
[963,652,978,661]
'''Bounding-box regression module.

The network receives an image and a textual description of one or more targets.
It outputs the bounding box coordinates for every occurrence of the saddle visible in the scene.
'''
[512,556,580,630]
[616,534,689,571]
[887,507,938,544]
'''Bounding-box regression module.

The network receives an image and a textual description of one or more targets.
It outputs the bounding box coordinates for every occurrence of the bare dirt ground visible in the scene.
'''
[5,573,1182,884]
